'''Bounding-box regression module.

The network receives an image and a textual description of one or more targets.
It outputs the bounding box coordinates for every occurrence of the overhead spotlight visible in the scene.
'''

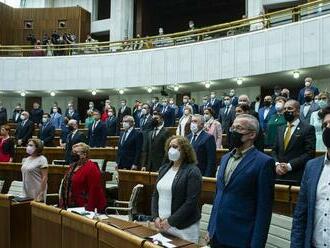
[173,85,180,92]
[50,91,56,97]
[91,90,97,96]
[236,78,243,85]
[147,87,153,93]
[20,91,26,97]
[204,81,211,89]
[293,71,300,79]
[118,89,125,95]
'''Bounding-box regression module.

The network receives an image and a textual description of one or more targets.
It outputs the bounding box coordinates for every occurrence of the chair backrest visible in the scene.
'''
[91,159,105,171]
[105,161,118,185]
[128,184,144,213]
[0,180,4,192]
[199,204,213,245]
[266,213,292,248]
[8,181,24,196]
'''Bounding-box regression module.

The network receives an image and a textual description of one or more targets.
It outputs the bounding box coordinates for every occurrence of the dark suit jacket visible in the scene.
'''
[160,105,175,127]
[88,121,107,147]
[298,86,320,105]
[191,103,199,114]
[64,109,80,122]
[151,103,162,113]
[187,131,216,177]
[141,127,170,172]
[65,131,87,164]
[105,116,118,136]
[30,108,44,124]
[0,107,7,125]
[133,110,142,128]
[218,106,235,135]
[272,120,316,185]
[117,106,131,123]
[300,102,320,124]
[199,103,210,114]
[116,128,142,169]
[39,122,55,147]
[208,148,274,248]
[209,99,222,119]
[15,120,34,146]
[139,114,153,132]
[50,107,62,114]
[12,110,23,123]
[258,106,276,132]
[231,96,239,107]
[291,156,325,248]
[152,163,202,229]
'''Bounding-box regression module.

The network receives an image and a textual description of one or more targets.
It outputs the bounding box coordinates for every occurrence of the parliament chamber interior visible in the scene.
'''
[0,0,330,247]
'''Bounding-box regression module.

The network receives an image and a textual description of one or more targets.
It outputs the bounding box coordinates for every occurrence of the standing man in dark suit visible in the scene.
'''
[117,99,131,123]
[12,104,23,123]
[88,111,107,147]
[39,113,55,147]
[116,115,142,170]
[177,95,191,118]
[258,95,276,133]
[272,100,316,185]
[291,106,330,248]
[105,108,118,136]
[160,98,175,127]
[300,88,320,123]
[141,112,170,172]
[209,92,222,119]
[50,101,62,114]
[65,102,80,122]
[15,111,34,146]
[199,95,210,114]
[298,77,320,105]
[207,114,274,248]
[139,103,154,132]
[218,95,236,136]
[151,97,161,113]
[64,119,87,164]
[0,101,7,125]
[229,89,239,107]
[133,102,142,128]
[187,114,216,177]
[30,102,44,125]
[189,98,199,115]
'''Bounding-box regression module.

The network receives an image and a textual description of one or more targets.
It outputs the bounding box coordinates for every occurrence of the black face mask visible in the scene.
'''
[284,111,295,122]
[264,101,272,107]
[231,131,244,148]
[323,127,330,148]
[71,153,80,163]
[304,96,313,103]
[152,118,159,127]
[68,126,74,131]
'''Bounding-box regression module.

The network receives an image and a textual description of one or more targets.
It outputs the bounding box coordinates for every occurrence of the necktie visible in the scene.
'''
[92,122,96,131]
[121,131,127,144]
[152,128,158,140]
[283,124,293,150]
[225,107,229,115]
[191,134,197,144]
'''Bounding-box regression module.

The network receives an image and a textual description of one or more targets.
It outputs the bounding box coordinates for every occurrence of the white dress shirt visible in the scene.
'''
[313,154,330,248]
[303,103,311,117]
[263,107,270,119]
[153,123,164,137]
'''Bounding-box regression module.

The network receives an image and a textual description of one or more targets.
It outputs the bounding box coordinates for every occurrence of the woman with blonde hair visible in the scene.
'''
[21,138,48,201]
[152,135,202,243]
[176,105,193,137]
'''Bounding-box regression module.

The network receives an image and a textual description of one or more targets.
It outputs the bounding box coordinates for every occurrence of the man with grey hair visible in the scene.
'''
[238,94,259,119]
[187,114,216,177]
[300,88,320,123]
[64,119,87,164]
[207,113,274,247]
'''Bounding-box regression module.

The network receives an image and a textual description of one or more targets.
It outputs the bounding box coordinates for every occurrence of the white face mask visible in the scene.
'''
[305,82,311,87]
[89,104,94,108]
[183,99,188,104]
[42,117,48,123]
[26,145,35,155]
[121,102,126,107]
[123,122,130,130]
[141,109,147,115]
[169,101,174,105]
[224,100,231,106]
[229,91,235,97]
[275,102,284,112]
[20,115,26,120]
[52,108,58,113]
[202,100,208,104]
[168,147,181,162]
[210,94,215,99]
[204,114,211,122]
[190,123,199,133]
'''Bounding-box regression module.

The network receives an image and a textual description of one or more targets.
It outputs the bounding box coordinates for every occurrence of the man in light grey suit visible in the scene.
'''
[300,88,320,123]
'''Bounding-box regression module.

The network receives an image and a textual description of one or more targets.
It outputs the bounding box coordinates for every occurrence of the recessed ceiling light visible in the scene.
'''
[118,89,124,95]
[237,78,243,85]
[204,81,211,89]
[20,91,26,97]
[293,71,300,79]
[50,91,56,97]
[91,90,97,95]
[147,87,153,93]
[173,85,180,91]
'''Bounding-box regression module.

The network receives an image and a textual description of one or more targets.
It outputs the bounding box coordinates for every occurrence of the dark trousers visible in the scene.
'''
[210,239,239,248]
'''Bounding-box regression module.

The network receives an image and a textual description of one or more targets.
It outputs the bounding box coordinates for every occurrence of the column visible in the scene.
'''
[246,0,263,17]
[110,0,134,41]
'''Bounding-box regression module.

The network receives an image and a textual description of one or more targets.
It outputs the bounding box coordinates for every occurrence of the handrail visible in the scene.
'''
[0,0,329,55]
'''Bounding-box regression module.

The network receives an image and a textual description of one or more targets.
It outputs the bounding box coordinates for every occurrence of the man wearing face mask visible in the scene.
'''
[291,106,330,248]
[15,111,34,146]
[50,106,63,129]
[168,98,178,117]
[199,96,210,114]
[238,94,259,119]
[151,97,161,113]
[50,101,62,115]
[117,99,131,123]
[177,95,191,118]
[161,98,175,127]
[116,115,142,170]
[209,92,222,119]
[187,114,216,177]
[88,111,107,148]
[141,112,170,172]
[300,89,320,124]
[298,77,320,105]
[229,89,239,107]
[140,103,154,132]
[64,119,87,164]
[0,101,7,125]
[12,103,23,123]
[38,113,55,147]
[207,114,274,248]
[272,100,316,185]
[258,95,276,133]
[64,102,80,122]
[218,95,236,137]
[105,108,118,136]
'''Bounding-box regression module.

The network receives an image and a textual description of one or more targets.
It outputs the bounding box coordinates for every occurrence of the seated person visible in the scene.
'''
[60,143,106,212]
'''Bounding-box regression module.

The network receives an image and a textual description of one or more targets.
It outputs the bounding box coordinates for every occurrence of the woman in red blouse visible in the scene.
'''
[60,142,106,212]
[0,125,15,162]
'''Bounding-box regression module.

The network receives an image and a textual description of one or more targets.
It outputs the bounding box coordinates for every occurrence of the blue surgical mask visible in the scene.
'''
[318,100,328,109]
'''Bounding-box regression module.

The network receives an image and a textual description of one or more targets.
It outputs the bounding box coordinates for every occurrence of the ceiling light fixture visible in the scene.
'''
[173,84,180,92]
[147,87,153,93]
[50,91,56,97]
[118,89,125,95]
[91,90,97,96]
[293,71,300,79]
[20,91,26,97]
[204,81,211,89]
[236,78,243,85]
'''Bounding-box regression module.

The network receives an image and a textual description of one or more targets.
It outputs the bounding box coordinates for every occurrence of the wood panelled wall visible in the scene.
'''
[0,3,90,45]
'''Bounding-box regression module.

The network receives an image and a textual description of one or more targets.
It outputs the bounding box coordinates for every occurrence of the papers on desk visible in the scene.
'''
[149,233,176,248]
[67,207,108,220]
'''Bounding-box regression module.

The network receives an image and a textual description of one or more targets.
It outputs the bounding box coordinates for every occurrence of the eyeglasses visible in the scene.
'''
[169,145,179,149]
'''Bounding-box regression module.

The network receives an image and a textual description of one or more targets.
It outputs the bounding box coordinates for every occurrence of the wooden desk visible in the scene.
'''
[31,202,62,248]
[61,210,98,248]
[0,194,31,248]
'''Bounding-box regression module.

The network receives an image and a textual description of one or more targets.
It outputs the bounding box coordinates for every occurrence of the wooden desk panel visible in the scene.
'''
[61,210,98,248]
[31,202,62,248]
[0,194,11,248]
